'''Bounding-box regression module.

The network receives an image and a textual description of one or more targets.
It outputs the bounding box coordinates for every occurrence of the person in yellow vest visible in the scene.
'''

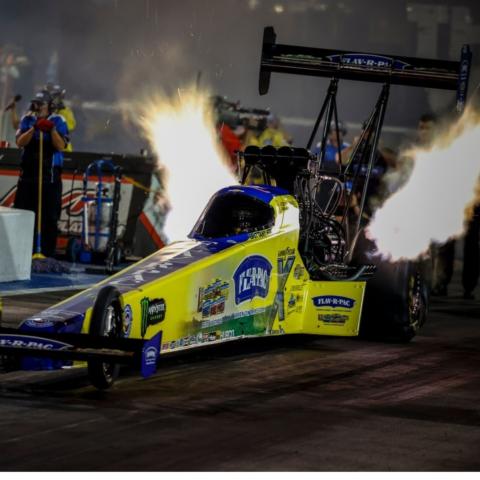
[257,114,291,148]
[47,84,76,152]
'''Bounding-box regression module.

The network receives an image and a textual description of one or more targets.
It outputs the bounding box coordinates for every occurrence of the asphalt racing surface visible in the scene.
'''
[1,273,480,471]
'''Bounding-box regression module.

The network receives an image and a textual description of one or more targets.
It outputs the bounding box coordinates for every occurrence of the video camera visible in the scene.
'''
[212,95,270,134]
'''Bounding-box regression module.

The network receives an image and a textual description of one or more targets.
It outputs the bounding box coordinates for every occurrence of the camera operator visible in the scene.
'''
[14,90,69,257]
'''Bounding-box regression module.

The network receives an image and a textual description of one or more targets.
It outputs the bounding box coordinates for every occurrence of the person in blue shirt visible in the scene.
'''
[313,121,350,171]
[14,90,69,257]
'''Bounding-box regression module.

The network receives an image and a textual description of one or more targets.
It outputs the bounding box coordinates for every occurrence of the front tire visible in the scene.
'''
[87,286,122,389]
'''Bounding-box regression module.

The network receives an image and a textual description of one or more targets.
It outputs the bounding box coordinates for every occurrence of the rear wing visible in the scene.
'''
[259,27,471,111]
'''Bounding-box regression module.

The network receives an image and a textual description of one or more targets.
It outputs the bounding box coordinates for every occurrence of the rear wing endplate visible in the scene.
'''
[259,27,471,110]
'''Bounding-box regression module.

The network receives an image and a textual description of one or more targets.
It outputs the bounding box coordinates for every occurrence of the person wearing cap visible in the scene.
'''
[46,83,76,151]
[313,121,350,171]
[14,90,69,257]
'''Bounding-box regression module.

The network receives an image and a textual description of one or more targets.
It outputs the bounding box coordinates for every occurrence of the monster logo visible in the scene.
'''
[140,297,166,338]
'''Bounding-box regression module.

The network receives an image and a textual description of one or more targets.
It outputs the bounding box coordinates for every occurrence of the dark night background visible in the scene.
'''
[0,0,479,153]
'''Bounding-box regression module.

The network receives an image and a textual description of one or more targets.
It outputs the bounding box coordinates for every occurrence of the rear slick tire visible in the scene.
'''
[361,259,429,342]
[351,231,429,342]
[87,286,122,389]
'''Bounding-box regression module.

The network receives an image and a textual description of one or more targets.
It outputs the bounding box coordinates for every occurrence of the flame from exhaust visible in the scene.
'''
[367,108,480,261]
[138,87,236,242]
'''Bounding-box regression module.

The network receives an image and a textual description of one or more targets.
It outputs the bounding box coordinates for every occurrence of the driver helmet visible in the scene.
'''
[233,209,255,234]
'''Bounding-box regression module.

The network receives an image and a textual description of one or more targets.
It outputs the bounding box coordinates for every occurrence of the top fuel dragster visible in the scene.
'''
[0,28,471,389]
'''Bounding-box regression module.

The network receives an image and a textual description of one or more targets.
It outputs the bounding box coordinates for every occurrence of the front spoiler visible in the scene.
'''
[0,327,161,378]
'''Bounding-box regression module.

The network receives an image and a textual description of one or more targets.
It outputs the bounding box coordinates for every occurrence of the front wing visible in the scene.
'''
[0,327,161,378]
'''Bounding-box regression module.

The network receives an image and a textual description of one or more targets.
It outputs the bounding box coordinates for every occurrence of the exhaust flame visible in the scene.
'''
[367,108,480,261]
[138,87,236,242]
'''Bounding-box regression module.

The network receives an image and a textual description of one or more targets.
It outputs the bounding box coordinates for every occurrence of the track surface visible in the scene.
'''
[1,276,480,471]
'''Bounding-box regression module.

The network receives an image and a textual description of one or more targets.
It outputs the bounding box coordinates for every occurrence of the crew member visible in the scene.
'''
[14,91,69,257]
[257,114,290,148]
[46,84,76,151]
[217,121,242,173]
[7,95,21,131]
[340,122,397,219]
[313,121,350,170]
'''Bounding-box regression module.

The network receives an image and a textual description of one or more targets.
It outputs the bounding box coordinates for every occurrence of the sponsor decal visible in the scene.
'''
[0,334,71,351]
[222,329,235,339]
[197,278,229,319]
[122,304,133,337]
[288,294,297,309]
[326,53,410,70]
[318,314,349,325]
[278,247,295,258]
[275,254,296,321]
[141,331,161,378]
[144,346,158,366]
[312,296,355,309]
[21,242,218,328]
[293,264,305,280]
[61,188,96,217]
[23,318,55,329]
[140,297,166,337]
[208,332,218,342]
[248,229,271,240]
[161,329,236,351]
[234,255,272,304]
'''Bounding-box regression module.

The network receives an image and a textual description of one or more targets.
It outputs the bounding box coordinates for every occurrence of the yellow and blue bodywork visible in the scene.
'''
[7,185,365,377]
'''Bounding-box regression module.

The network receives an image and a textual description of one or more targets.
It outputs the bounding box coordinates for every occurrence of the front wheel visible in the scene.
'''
[87,286,123,389]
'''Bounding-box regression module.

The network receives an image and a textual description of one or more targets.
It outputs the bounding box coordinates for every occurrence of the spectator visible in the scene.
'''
[46,83,76,151]
[217,121,241,173]
[234,120,260,150]
[14,90,69,257]
[340,123,397,219]
[7,95,21,131]
[257,114,290,148]
[313,120,350,170]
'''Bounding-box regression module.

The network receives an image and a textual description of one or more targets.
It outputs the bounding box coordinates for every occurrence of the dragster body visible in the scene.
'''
[0,185,366,386]
[0,26,469,389]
